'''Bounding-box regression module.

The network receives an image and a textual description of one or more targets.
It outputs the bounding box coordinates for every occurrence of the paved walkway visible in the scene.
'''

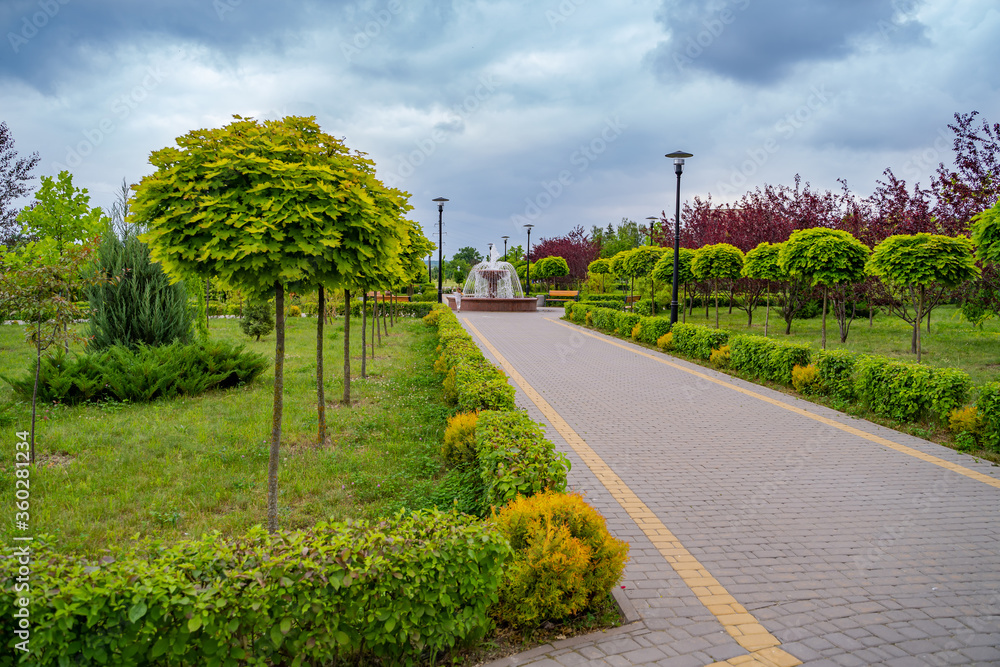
[459,310,1000,667]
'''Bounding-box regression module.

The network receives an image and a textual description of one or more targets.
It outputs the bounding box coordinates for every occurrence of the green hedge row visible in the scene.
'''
[564,307,993,437]
[432,306,517,413]
[1,511,509,665]
[475,410,570,512]
[2,341,268,405]
[350,301,437,318]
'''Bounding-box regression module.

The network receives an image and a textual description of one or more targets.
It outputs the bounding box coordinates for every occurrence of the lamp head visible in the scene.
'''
[432,196,449,210]
[666,151,692,175]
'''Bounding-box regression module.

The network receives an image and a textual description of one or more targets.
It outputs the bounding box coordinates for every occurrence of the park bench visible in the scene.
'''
[623,295,641,310]
[546,290,579,306]
[366,292,409,303]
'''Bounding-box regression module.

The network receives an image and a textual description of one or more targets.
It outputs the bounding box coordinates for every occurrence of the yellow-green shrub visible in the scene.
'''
[287,304,302,317]
[443,367,458,404]
[423,309,441,326]
[948,405,980,435]
[656,332,673,351]
[792,363,820,394]
[709,344,730,369]
[433,353,448,375]
[492,492,628,627]
[585,310,593,326]
[443,411,479,464]
[631,323,642,340]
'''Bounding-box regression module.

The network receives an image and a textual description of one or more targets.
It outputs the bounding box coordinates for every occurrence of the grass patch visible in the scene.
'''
[0,316,452,554]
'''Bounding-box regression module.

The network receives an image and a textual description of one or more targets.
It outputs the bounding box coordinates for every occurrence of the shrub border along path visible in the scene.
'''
[459,309,1000,667]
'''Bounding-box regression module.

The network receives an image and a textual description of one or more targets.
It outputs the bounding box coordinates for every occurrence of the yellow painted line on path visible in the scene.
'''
[463,319,802,667]
[547,317,1000,492]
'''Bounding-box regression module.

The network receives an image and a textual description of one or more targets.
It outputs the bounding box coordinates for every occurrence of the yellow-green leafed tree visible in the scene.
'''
[132,115,412,532]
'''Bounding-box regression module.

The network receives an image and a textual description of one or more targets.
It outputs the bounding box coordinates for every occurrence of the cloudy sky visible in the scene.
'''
[2,0,998,258]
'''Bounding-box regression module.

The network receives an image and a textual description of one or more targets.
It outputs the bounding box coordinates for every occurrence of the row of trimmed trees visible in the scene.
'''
[588,199,1000,362]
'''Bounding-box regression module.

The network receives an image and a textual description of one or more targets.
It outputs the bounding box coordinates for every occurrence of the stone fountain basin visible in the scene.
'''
[445,296,537,312]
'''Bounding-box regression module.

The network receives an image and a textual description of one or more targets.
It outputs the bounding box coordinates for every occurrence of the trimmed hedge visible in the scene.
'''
[613,312,642,337]
[3,341,268,405]
[976,382,1000,452]
[854,357,972,423]
[728,335,811,386]
[351,301,436,318]
[1,512,509,665]
[813,349,864,402]
[635,317,672,346]
[431,305,516,412]
[669,323,732,360]
[475,410,570,513]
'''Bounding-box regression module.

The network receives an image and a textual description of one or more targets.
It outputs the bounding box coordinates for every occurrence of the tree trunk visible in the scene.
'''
[316,287,326,446]
[371,292,376,359]
[376,294,383,345]
[926,307,931,333]
[714,279,720,329]
[205,276,211,334]
[267,283,285,533]
[916,286,924,363]
[821,286,827,350]
[343,289,352,406]
[361,292,368,378]
[764,288,770,337]
[728,284,734,314]
[381,293,388,338]
[30,320,41,464]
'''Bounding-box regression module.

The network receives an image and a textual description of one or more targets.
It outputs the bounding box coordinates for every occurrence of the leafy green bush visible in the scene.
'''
[613,312,641,337]
[350,301,437,318]
[240,300,274,341]
[0,512,510,665]
[727,335,811,385]
[3,341,268,405]
[669,323,732,360]
[431,306,516,412]
[813,349,864,401]
[632,299,653,317]
[976,382,1000,452]
[493,492,628,628]
[854,357,972,423]
[475,410,570,513]
[581,299,624,310]
[589,307,618,332]
[582,295,624,306]
[635,317,672,346]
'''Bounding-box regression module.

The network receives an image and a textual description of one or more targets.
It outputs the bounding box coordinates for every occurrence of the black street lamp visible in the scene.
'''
[501,235,509,262]
[524,224,534,293]
[433,197,448,303]
[427,254,432,283]
[665,151,692,325]
[645,216,657,246]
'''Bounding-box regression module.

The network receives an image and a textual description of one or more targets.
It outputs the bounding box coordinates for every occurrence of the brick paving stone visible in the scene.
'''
[466,312,1000,667]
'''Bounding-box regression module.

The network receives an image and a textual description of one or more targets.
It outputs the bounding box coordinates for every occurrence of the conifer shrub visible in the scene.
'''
[631,323,642,340]
[86,226,192,351]
[423,308,441,326]
[948,405,980,437]
[585,310,593,326]
[4,341,268,405]
[240,301,274,341]
[492,492,628,628]
[656,332,673,351]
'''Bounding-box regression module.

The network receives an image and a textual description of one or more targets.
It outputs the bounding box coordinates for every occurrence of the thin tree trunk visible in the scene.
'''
[821,286,828,350]
[343,289,351,406]
[926,308,931,333]
[916,286,924,363]
[381,293,388,338]
[267,283,285,533]
[371,290,376,359]
[376,295,383,345]
[714,279,720,329]
[316,287,326,446]
[764,288,770,337]
[30,321,41,464]
[361,292,368,378]
[206,276,211,334]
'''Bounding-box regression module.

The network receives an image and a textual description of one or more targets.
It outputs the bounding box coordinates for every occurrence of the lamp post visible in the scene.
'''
[433,197,448,303]
[665,151,692,325]
[645,216,657,246]
[524,224,534,294]
[501,235,509,262]
[487,242,494,260]
[427,254,432,283]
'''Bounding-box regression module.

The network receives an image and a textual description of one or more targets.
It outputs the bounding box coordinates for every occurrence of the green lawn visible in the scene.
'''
[668,302,1000,388]
[0,315,452,555]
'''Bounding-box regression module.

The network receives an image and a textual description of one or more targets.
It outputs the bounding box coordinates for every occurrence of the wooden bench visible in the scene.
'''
[546,290,579,305]
[366,292,410,303]
[624,295,641,310]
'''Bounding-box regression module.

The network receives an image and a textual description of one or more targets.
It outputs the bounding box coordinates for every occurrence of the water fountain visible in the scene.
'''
[445,246,537,312]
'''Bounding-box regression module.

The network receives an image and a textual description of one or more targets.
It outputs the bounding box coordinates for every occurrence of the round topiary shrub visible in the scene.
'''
[492,491,629,627]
